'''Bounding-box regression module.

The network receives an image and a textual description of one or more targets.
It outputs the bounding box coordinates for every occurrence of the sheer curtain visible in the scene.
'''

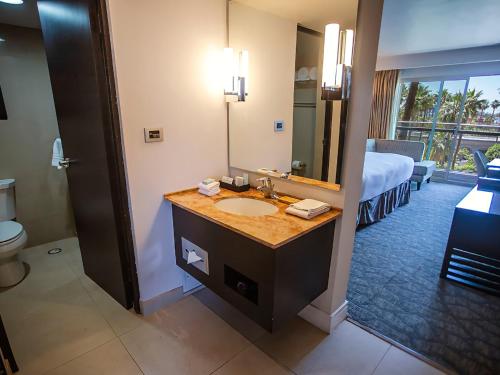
[368,70,399,139]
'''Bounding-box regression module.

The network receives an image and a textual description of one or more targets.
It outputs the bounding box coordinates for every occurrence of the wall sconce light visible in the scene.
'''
[320,24,354,184]
[321,24,354,101]
[224,48,248,102]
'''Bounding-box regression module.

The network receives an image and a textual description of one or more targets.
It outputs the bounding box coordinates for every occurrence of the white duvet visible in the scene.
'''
[360,152,414,202]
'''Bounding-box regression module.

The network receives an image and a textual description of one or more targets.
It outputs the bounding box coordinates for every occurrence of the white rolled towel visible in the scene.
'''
[51,138,64,170]
[292,160,305,170]
[296,67,309,81]
[309,66,317,80]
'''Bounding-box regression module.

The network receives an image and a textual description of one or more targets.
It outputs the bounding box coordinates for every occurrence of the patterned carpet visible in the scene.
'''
[347,181,500,375]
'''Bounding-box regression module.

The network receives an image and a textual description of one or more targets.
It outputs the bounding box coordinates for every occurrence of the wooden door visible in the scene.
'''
[37,0,139,309]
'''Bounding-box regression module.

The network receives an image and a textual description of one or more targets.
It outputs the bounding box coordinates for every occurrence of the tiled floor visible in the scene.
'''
[0,237,445,375]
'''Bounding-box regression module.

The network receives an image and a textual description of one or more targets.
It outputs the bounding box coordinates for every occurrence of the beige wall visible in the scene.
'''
[106,0,228,302]
[0,24,75,246]
[228,2,297,173]
[107,0,381,334]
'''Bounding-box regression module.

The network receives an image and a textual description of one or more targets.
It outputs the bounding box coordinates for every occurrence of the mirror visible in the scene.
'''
[227,0,358,188]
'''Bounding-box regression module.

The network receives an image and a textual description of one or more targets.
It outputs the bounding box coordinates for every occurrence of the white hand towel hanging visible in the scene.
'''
[51,138,64,170]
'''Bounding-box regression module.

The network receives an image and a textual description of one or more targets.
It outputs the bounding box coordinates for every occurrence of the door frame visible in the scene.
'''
[94,0,140,312]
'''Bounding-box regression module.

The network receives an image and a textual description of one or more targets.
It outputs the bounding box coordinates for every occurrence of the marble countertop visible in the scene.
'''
[164,188,342,249]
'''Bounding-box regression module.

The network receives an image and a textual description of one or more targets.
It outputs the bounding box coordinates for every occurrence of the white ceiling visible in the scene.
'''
[232,0,358,31]
[6,0,497,58]
[379,0,500,57]
[0,0,40,29]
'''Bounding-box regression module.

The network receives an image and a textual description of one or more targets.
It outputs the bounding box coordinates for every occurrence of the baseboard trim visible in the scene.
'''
[299,300,348,333]
[139,286,184,315]
[139,284,206,316]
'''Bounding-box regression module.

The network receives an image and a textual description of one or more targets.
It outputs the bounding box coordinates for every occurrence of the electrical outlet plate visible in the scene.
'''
[181,237,209,275]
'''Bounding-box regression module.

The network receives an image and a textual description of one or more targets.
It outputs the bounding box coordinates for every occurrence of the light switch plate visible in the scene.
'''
[274,120,285,132]
[144,127,164,143]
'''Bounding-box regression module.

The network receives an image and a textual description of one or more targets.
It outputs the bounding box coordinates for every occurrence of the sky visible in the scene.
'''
[421,75,500,107]
[468,75,500,104]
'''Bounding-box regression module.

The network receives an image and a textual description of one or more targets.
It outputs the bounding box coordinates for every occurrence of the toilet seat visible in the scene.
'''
[0,221,24,249]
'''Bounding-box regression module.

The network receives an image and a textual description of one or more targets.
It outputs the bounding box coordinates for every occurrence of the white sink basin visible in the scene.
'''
[214,198,278,216]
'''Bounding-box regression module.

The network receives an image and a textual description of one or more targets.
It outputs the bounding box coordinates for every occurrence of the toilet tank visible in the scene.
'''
[0,179,16,221]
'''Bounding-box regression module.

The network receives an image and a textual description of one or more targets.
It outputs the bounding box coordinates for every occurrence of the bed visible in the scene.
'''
[358,151,414,225]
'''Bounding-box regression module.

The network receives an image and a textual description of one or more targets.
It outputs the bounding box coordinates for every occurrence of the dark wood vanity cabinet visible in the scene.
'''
[172,205,335,332]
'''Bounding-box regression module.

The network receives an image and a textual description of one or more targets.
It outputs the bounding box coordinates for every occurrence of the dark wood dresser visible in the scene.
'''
[440,186,500,295]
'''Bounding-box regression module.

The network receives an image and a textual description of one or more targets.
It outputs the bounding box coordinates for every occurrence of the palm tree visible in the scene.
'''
[491,99,500,117]
[479,101,490,117]
[464,89,486,121]
[440,90,463,122]
[414,84,437,121]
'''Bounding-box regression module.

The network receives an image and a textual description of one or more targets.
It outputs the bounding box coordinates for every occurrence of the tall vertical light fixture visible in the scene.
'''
[223,48,248,102]
[223,48,237,102]
[320,24,354,183]
[321,23,340,92]
[238,50,249,101]
[321,24,354,100]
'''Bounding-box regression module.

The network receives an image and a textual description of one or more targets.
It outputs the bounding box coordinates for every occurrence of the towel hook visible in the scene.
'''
[58,158,76,168]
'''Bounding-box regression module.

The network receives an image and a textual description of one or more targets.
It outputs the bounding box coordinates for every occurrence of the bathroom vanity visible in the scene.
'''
[165,188,341,331]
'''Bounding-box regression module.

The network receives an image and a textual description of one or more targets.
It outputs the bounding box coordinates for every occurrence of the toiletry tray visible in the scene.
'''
[219,181,250,192]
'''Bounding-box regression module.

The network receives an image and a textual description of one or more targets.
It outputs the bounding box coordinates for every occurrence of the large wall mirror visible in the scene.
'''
[227,0,358,188]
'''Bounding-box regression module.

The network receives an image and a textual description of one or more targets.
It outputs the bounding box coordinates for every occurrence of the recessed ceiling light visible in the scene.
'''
[0,0,24,4]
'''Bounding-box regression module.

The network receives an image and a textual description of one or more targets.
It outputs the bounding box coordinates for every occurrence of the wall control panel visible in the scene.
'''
[144,127,164,143]
[274,120,285,132]
[181,237,209,275]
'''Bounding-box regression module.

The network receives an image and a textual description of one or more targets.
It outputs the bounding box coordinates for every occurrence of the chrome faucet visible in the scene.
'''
[257,177,279,199]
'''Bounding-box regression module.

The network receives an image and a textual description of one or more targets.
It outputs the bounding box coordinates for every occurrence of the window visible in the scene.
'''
[394,74,500,181]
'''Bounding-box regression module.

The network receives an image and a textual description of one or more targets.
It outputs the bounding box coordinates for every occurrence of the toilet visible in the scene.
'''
[0,179,28,287]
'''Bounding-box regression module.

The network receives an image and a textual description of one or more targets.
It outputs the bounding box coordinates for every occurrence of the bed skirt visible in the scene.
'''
[357,180,411,225]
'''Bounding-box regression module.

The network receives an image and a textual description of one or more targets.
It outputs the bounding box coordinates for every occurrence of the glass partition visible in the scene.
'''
[396,81,440,152]
[394,74,500,181]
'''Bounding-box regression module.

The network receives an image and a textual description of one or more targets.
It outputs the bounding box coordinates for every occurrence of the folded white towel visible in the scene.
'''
[285,205,330,219]
[198,181,220,192]
[51,138,64,169]
[198,188,220,197]
[290,199,330,213]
